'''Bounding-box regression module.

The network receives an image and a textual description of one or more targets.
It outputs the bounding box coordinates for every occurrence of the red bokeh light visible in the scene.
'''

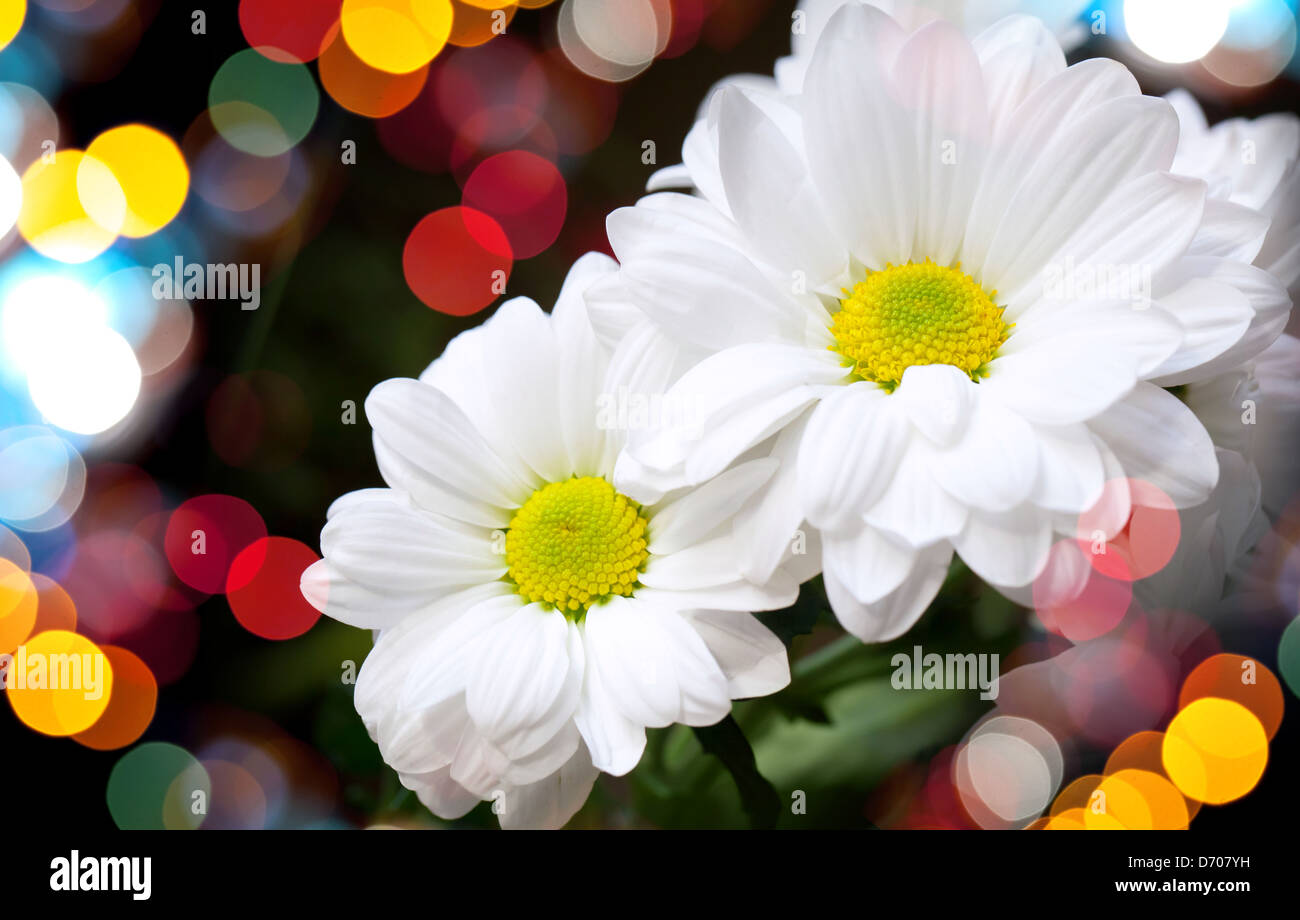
[239,0,342,64]
[402,206,513,315]
[1076,478,1181,582]
[1032,539,1133,642]
[226,537,323,640]
[164,495,268,594]
[462,150,567,258]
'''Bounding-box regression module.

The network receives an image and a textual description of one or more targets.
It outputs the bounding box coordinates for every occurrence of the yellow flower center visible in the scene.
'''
[504,476,649,618]
[830,260,1010,390]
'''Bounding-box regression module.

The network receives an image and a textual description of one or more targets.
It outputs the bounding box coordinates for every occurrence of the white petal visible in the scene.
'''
[648,458,777,556]
[1146,277,1254,381]
[982,309,1172,426]
[627,343,845,481]
[964,57,1141,271]
[952,505,1053,588]
[863,441,969,546]
[638,575,799,613]
[1088,383,1219,507]
[1188,198,1270,263]
[366,377,537,510]
[574,646,646,776]
[497,744,600,830]
[683,385,831,486]
[449,730,511,798]
[798,382,911,533]
[716,86,847,284]
[466,605,581,760]
[325,487,407,520]
[1028,423,1106,513]
[372,432,512,529]
[354,584,509,769]
[418,321,517,462]
[607,204,808,351]
[1003,171,1205,319]
[823,523,919,605]
[499,720,583,789]
[554,252,618,476]
[826,544,952,642]
[583,596,730,728]
[802,1,916,266]
[979,95,1178,296]
[972,15,1066,139]
[320,499,502,595]
[685,610,790,699]
[642,536,746,591]
[401,593,522,710]
[930,390,1038,512]
[301,559,510,631]
[893,363,975,448]
[732,409,814,584]
[403,766,481,821]
[478,297,572,483]
[893,19,990,266]
[1154,258,1291,383]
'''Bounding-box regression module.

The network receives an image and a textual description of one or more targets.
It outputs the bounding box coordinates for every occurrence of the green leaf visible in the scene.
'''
[692,716,780,829]
[754,575,824,648]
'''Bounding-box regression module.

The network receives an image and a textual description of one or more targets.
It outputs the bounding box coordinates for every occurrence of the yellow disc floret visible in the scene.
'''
[830,260,1010,390]
[504,476,650,617]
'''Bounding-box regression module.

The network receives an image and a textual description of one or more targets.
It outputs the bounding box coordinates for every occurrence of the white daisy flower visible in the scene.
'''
[1247,333,1300,514]
[1118,84,1300,615]
[1139,333,1300,614]
[603,5,1291,642]
[649,0,1093,195]
[777,0,1095,93]
[1166,89,1300,309]
[301,255,800,829]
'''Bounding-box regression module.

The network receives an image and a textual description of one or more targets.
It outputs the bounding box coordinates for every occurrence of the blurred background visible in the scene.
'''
[1,0,1299,830]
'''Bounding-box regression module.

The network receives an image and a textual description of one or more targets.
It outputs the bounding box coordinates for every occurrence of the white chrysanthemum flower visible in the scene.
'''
[302,255,800,829]
[602,6,1291,642]
[1167,89,1300,308]
[777,0,1094,93]
[1247,333,1300,513]
[1138,333,1300,613]
[650,0,1093,194]
[1112,84,1300,616]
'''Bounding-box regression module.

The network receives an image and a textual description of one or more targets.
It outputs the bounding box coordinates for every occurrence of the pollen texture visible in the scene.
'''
[504,476,649,617]
[830,260,1010,390]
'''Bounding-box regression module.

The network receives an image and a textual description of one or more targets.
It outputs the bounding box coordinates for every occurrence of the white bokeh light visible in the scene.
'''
[26,324,141,435]
[1124,0,1233,63]
[1,274,109,375]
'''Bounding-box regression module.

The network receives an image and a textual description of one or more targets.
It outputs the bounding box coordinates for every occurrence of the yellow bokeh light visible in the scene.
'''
[86,125,189,238]
[1048,773,1103,815]
[0,0,25,53]
[1109,769,1191,830]
[1087,773,1151,829]
[1163,698,1269,804]
[18,150,124,263]
[340,0,453,74]
[0,557,38,655]
[6,629,114,736]
[1044,808,1088,830]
